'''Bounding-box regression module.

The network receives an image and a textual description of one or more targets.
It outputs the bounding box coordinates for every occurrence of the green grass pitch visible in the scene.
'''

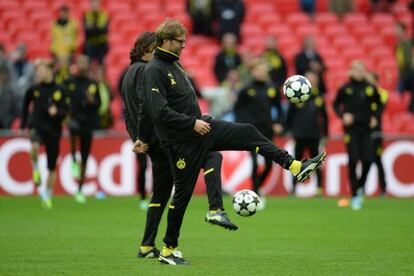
[0,196,413,275]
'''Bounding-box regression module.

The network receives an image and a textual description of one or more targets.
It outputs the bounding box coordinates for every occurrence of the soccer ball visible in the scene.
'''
[232,189,260,217]
[283,75,312,104]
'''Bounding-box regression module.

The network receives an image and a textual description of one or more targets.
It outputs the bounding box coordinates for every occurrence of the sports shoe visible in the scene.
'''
[41,198,52,210]
[71,161,80,179]
[257,196,266,210]
[357,187,365,203]
[296,152,326,182]
[33,170,41,187]
[159,250,188,265]
[74,191,86,203]
[137,247,160,258]
[139,199,148,210]
[351,196,362,211]
[205,209,238,230]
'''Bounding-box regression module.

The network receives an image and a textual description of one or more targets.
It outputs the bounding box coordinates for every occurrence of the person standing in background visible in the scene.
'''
[263,36,288,90]
[395,22,413,93]
[50,5,77,63]
[66,55,101,204]
[214,0,245,42]
[234,59,285,208]
[83,0,109,73]
[295,36,327,95]
[93,66,113,129]
[213,33,241,84]
[20,59,69,209]
[286,71,328,196]
[11,44,35,112]
[333,61,381,210]
[186,0,215,36]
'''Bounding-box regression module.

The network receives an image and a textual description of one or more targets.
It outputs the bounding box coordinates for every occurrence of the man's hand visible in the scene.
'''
[48,104,58,116]
[369,116,378,129]
[342,112,354,126]
[272,123,284,135]
[194,119,211,135]
[132,139,149,154]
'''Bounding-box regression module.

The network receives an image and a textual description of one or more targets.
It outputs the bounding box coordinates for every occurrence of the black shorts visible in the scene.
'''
[83,44,108,65]
[30,128,60,170]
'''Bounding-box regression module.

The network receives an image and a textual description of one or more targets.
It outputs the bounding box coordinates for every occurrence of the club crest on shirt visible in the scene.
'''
[365,86,374,97]
[176,158,186,169]
[88,84,97,94]
[267,87,276,98]
[167,72,176,86]
[53,90,62,101]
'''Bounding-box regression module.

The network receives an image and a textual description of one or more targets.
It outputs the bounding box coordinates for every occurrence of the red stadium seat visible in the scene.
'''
[323,24,348,39]
[316,0,329,11]
[350,24,375,40]
[274,0,300,13]
[314,12,339,27]
[386,92,407,113]
[241,24,263,38]
[371,13,395,29]
[380,26,397,48]
[360,35,384,51]
[369,46,393,63]
[286,12,311,29]
[267,25,291,38]
[296,25,319,40]
[248,2,275,17]
[332,36,357,51]
[257,14,281,30]
[343,13,368,29]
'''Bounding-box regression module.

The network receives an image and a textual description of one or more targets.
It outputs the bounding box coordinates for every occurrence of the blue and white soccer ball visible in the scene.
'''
[283,75,312,104]
[232,189,260,217]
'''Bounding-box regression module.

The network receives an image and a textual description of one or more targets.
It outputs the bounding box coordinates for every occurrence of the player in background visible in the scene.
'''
[286,71,328,196]
[366,72,388,196]
[142,19,326,265]
[234,58,284,209]
[121,32,238,259]
[65,55,101,203]
[20,59,69,209]
[333,61,381,210]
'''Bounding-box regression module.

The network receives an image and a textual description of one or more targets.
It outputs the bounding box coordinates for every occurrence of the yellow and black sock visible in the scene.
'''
[162,245,176,256]
[139,246,153,253]
[289,160,302,176]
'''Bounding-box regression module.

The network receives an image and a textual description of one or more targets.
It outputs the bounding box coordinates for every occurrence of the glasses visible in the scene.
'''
[171,38,186,46]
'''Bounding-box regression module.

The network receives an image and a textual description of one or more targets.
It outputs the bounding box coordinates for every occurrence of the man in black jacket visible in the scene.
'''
[333,61,381,210]
[234,58,284,207]
[213,33,241,83]
[142,19,326,265]
[121,32,237,259]
[294,36,327,95]
[65,55,101,203]
[287,71,328,196]
[21,59,69,209]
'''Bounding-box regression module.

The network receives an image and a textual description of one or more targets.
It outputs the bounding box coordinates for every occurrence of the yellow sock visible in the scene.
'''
[208,208,222,214]
[289,160,302,176]
[162,246,176,256]
[140,246,153,253]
